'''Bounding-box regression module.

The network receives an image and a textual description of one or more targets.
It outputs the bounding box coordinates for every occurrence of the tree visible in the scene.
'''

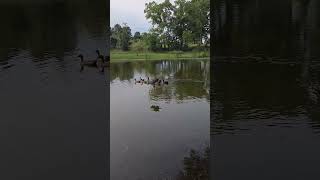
[143,32,161,51]
[182,31,193,48]
[133,32,141,41]
[145,0,176,50]
[110,37,118,49]
[111,23,132,51]
[111,24,122,49]
[144,0,210,50]
[119,24,132,51]
[172,0,189,49]
[131,40,146,55]
[185,0,210,46]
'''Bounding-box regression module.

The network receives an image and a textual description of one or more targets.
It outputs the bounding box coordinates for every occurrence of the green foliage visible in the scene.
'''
[110,0,209,52]
[110,50,209,61]
[137,31,162,52]
[111,24,122,49]
[133,32,141,41]
[111,23,132,51]
[185,0,210,45]
[110,37,117,49]
[183,31,193,47]
[130,40,146,55]
[119,24,132,51]
[144,0,210,50]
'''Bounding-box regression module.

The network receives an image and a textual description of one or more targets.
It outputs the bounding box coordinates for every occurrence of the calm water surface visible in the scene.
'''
[0,1,108,180]
[110,60,210,179]
[213,0,320,179]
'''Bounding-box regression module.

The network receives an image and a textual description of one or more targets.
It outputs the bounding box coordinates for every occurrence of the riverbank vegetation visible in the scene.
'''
[111,49,209,61]
[110,0,210,61]
[177,147,209,180]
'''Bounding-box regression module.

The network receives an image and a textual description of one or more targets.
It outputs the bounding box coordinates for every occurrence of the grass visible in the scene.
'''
[111,49,210,62]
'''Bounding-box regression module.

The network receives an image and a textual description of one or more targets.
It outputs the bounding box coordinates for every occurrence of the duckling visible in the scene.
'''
[146,77,151,84]
[157,79,162,85]
[78,54,97,67]
[134,78,141,83]
[150,105,161,112]
[138,77,146,83]
[149,78,158,85]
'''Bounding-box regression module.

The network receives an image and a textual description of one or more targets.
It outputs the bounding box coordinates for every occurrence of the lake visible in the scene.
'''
[110,60,210,179]
[213,0,320,179]
[0,1,108,180]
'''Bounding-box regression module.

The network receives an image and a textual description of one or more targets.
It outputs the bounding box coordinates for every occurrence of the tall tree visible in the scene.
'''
[133,32,141,41]
[111,24,122,49]
[145,0,210,50]
[111,23,132,51]
[119,24,132,51]
[185,0,210,46]
[145,0,176,50]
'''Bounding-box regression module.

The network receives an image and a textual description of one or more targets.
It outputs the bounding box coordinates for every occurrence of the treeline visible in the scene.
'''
[110,0,210,52]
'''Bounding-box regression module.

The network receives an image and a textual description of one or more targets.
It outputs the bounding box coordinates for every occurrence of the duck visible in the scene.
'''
[96,50,104,61]
[78,54,97,67]
[105,55,110,62]
[163,79,169,85]
[96,56,104,72]
[101,57,110,67]
[96,50,110,72]
[96,50,110,65]
[96,50,104,60]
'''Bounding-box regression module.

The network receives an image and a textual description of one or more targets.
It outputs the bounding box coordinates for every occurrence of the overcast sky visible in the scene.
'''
[110,0,167,33]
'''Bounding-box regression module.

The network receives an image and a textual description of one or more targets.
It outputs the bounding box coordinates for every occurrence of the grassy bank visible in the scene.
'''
[111,50,210,62]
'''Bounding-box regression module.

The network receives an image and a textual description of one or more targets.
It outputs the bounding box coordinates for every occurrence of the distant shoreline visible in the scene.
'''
[111,50,210,62]
[111,57,210,63]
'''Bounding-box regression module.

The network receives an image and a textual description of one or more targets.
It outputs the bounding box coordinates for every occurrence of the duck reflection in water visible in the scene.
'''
[134,76,169,86]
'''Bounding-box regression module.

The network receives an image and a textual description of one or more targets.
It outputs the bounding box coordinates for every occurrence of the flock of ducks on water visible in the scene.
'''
[78,50,110,72]
[134,77,169,86]
[135,77,168,112]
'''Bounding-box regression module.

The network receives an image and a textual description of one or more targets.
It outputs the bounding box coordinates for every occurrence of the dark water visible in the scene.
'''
[110,60,210,179]
[0,1,108,180]
[213,0,320,179]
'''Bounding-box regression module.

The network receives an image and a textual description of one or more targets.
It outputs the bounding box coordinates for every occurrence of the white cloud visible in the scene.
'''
[110,0,171,32]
